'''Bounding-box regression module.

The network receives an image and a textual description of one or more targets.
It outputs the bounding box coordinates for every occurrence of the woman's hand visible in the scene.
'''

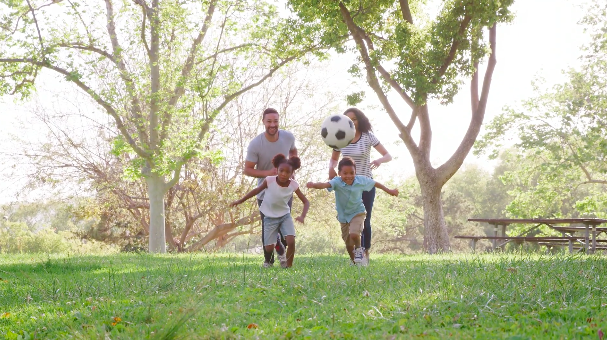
[370,159,382,170]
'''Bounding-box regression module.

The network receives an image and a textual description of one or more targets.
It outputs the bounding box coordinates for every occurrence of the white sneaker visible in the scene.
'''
[262,261,273,268]
[278,254,287,268]
[354,247,364,264]
[361,254,369,267]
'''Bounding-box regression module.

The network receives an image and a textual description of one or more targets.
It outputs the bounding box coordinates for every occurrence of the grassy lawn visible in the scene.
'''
[1,253,606,339]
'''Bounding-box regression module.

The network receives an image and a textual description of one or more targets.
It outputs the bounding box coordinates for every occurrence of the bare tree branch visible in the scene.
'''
[437,24,497,181]
[160,0,218,143]
[57,42,116,62]
[0,58,149,159]
[186,212,260,252]
[25,0,45,54]
[104,0,149,146]
[67,0,93,44]
[470,61,479,113]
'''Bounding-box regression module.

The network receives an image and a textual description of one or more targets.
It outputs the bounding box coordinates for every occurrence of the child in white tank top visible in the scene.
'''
[230,154,309,268]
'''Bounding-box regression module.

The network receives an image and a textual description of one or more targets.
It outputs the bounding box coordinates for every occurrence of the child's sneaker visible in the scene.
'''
[278,254,288,268]
[354,247,364,264]
[262,261,273,268]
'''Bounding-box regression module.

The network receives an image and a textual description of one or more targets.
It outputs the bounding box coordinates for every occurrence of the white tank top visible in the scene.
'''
[259,176,299,218]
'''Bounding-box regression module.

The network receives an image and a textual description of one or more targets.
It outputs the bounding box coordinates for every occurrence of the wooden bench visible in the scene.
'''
[454,236,582,252]
[457,218,607,253]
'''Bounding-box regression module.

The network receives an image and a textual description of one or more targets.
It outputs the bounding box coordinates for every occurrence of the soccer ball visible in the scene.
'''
[320,114,356,149]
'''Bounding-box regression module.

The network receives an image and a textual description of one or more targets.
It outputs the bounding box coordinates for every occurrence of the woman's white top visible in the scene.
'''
[337,132,380,178]
[259,176,299,218]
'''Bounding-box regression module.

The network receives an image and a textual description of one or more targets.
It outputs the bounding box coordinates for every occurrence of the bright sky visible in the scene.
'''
[0,0,591,202]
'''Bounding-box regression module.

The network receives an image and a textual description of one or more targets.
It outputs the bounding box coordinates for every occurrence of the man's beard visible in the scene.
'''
[266,127,278,135]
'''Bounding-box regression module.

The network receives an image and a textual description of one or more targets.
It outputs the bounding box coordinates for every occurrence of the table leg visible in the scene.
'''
[592,225,597,254]
[500,225,507,250]
[492,224,497,250]
[584,224,590,254]
[563,232,573,253]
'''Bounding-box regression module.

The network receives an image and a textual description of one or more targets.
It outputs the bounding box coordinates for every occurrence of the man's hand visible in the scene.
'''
[266,168,277,176]
[229,200,241,207]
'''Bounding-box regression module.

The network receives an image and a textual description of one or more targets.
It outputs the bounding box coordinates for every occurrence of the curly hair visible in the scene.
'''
[343,107,372,133]
[338,157,356,172]
[271,153,301,171]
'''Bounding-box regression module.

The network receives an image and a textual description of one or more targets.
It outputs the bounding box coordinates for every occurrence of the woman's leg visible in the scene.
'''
[361,187,376,257]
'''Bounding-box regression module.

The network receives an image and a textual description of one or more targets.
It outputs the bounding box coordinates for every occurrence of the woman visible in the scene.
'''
[328,108,392,266]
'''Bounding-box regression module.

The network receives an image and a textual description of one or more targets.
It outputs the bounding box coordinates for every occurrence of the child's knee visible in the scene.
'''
[264,244,274,253]
[349,233,360,241]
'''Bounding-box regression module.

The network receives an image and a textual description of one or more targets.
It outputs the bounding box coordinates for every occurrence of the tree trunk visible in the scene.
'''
[146,174,167,253]
[418,172,451,254]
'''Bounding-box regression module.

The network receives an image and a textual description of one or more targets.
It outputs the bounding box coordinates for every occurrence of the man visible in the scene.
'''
[244,108,297,268]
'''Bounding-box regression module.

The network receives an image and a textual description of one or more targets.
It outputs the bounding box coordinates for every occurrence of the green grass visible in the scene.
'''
[1,253,606,339]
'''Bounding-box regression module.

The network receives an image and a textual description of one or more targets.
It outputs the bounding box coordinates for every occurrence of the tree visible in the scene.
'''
[287,0,513,252]
[0,0,319,252]
[476,1,607,220]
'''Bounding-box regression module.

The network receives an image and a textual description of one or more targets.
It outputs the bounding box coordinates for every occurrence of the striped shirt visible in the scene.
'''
[335,132,380,178]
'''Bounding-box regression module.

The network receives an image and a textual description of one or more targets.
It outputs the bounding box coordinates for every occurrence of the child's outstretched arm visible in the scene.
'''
[374,181,399,196]
[229,180,268,207]
[293,188,310,224]
[306,182,331,189]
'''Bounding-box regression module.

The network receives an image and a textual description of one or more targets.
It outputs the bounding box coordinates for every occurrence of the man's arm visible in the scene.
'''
[244,161,276,178]
[289,147,298,158]
[374,181,399,197]
[306,182,332,189]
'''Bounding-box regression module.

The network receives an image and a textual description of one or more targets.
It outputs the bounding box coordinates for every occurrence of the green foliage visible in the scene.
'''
[476,1,607,223]
[346,91,365,106]
[1,253,607,338]
[287,0,514,105]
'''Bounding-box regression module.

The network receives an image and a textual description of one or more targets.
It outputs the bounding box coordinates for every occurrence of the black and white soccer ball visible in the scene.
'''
[320,114,355,149]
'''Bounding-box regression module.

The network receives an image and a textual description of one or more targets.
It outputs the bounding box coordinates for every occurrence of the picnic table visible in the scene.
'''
[456,218,607,254]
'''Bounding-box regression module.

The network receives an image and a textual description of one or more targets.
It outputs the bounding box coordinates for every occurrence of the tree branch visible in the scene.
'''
[67,0,93,44]
[160,0,217,143]
[193,56,298,148]
[104,0,149,146]
[25,0,45,54]
[57,42,116,62]
[185,213,260,252]
[433,15,472,84]
[437,24,497,181]
[338,2,420,158]
[398,0,413,24]
[358,28,415,108]
[0,58,149,159]
[470,61,479,113]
